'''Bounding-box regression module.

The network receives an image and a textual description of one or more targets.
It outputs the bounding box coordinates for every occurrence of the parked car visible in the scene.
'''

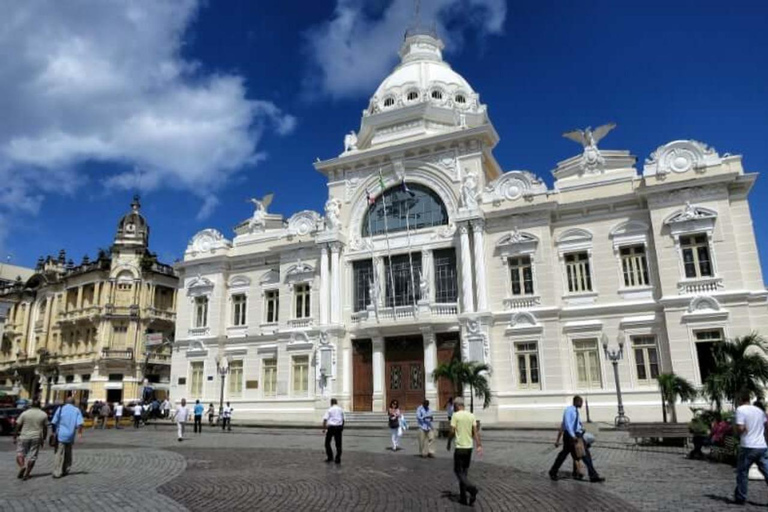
[0,408,24,435]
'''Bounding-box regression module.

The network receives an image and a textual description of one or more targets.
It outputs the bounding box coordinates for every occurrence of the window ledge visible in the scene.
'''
[226,325,248,338]
[287,318,314,329]
[562,291,598,305]
[677,277,723,295]
[618,286,653,300]
[503,295,541,310]
[187,326,210,337]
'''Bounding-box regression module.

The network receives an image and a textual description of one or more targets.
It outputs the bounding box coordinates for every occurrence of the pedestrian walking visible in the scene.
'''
[388,400,402,451]
[114,402,123,429]
[133,401,143,428]
[161,398,171,419]
[221,402,233,431]
[193,400,204,434]
[174,399,189,442]
[446,396,455,451]
[449,397,481,506]
[549,395,604,483]
[50,397,84,479]
[734,391,768,504]
[99,402,111,429]
[207,403,215,426]
[322,398,344,464]
[90,401,100,430]
[13,400,48,480]
[417,399,435,458]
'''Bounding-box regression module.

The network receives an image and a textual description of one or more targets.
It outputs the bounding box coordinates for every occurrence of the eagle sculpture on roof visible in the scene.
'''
[562,122,616,148]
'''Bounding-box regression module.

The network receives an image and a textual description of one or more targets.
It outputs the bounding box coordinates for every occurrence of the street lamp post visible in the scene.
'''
[602,333,630,428]
[216,355,230,421]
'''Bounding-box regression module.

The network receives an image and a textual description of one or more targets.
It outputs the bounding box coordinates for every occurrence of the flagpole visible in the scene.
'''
[365,192,380,321]
[379,171,398,317]
[402,182,418,311]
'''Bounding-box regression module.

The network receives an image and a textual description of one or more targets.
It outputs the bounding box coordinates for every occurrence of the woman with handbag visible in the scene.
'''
[388,400,402,451]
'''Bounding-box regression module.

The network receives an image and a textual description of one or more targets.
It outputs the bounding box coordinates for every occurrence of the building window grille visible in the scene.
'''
[228,360,243,395]
[565,252,592,293]
[189,362,204,397]
[620,245,650,287]
[194,296,208,328]
[431,90,443,100]
[633,336,659,382]
[353,259,374,312]
[231,294,247,326]
[455,94,466,104]
[516,342,540,389]
[383,97,395,107]
[407,91,419,101]
[680,234,713,278]
[292,355,309,394]
[384,253,422,307]
[294,284,311,319]
[433,248,458,303]
[362,184,448,237]
[263,358,277,397]
[574,339,601,388]
[509,256,534,295]
[265,290,279,323]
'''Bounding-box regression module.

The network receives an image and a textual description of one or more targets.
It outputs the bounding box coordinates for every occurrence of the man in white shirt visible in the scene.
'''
[734,391,768,504]
[114,402,124,429]
[174,399,189,442]
[221,402,233,432]
[322,398,344,464]
[162,398,171,419]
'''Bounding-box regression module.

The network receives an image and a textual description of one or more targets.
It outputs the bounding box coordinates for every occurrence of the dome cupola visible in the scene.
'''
[114,195,149,248]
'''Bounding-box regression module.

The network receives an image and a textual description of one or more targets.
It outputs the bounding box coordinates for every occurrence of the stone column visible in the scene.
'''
[375,256,386,308]
[472,219,488,312]
[372,336,385,411]
[421,327,438,401]
[459,223,475,313]
[76,286,83,310]
[342,342,351,396]
[330,243,341,324]
[319,245,329,325]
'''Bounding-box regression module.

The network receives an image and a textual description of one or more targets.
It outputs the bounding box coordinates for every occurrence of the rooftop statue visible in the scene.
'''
[562,122,616,173]
[247,193,274,231]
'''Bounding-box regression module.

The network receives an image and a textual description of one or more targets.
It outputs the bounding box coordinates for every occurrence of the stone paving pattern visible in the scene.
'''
[0,424,766,511]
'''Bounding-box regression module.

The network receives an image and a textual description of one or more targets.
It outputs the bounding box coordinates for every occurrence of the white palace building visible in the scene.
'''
[170,27,767,424]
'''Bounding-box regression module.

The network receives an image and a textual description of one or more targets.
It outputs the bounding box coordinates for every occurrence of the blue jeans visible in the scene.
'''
[735,447,768,502]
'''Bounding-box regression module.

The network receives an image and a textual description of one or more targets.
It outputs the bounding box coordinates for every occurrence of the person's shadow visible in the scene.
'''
[705,493,762,507]
[440,490,464,504]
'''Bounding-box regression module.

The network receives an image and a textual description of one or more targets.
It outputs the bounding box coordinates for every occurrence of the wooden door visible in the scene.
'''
[385,336,424,411]
[352,339,373,411]
[436,332,460,409]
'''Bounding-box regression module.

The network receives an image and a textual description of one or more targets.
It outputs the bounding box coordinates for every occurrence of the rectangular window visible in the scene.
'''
[189,362,204,397]
[516,342,540,389]
[384,253,422,307]
[263,358,277,397]
[294,284,311,319]
[194,296,208,328]
[565,252,592,293]
[620,245,650,287]
[265,290,279,323]
[353,259,374,312]
[231,294,247,326]
[633,336,659,382]
[509,255,535,295]
[228,360,243,395]
[574,339,601,388]
[680,234,713,278]
[434,248,458,303]
[695,329,724,383]
[292,355,309,394]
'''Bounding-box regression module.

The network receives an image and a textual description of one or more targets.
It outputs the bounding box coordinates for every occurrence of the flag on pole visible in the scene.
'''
[378,169,387,192]
[366,188,375,207]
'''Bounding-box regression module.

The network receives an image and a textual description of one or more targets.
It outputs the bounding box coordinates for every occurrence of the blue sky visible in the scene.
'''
[2,0,768,282]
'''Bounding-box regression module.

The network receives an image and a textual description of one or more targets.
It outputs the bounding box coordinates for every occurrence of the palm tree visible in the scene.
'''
[656,373,697,423]
[702,333,768,411]
[432,359,492,413]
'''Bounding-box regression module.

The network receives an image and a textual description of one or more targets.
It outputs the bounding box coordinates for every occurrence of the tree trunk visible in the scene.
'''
[669,397,678,423]
[470,384,475,413]
[661,392,667,423]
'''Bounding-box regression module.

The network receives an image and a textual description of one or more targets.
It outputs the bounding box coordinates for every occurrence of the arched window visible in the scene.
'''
[362,183,448,237]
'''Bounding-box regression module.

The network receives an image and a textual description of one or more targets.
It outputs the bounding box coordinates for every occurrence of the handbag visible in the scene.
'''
[388,415,399,429]
[573,437,586,460]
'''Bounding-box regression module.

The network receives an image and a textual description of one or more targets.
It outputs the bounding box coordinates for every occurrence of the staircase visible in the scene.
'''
[344,411,448,427]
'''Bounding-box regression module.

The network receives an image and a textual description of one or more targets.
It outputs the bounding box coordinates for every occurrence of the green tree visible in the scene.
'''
[702,333,768,411]
[432,359,492,413]
[656,373,697,423]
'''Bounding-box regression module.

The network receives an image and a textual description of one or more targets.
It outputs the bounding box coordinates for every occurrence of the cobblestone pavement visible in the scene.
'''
[0,424,766,511]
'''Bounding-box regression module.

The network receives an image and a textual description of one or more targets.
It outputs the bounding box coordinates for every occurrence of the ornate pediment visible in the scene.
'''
[285,210,321,237]
[259,269,280,286]
[186,229,231,256]
[285,263,315,279]
[483,170,547,205]
[497,228,539,247]
[664,202,717,225]
[228,275,251,289]
[187,274,214,291]
[644,140,721,177]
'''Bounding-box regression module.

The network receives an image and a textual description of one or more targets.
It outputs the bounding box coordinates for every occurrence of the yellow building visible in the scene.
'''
[0,196,177,406]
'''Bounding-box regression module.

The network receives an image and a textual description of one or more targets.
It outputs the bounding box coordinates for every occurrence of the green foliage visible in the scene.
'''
[702,333,768,411]
[656,372,697,423]
[432,359,492,413]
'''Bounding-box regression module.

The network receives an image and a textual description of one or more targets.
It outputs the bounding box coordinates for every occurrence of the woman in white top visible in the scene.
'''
[388,400,402,451]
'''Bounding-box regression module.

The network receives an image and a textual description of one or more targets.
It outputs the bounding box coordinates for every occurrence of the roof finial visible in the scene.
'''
[131,194,141,212]
[414,0,421,26]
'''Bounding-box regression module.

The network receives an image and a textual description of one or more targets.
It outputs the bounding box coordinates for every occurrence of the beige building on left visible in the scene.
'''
[0,196,177,406]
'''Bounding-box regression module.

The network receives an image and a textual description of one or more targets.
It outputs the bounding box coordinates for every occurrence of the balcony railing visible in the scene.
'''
[503,296,541,310]
[104,305,139,318]
[678,277,723,295]
[287,318,314,329]
[188,326,210,337]
[101,348,134,360]
[146,353,171,365]
[144,307,176,321]
[351,302,459,326]
[58,306,103,323]
[431,303,458,317]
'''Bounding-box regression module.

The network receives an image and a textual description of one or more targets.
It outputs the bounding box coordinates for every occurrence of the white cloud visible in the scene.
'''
[304,0,506,99]
[0,0,295,237]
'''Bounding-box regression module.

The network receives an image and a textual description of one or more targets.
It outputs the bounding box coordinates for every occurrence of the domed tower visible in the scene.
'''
[355,26,491,151]
[113,195,149,249]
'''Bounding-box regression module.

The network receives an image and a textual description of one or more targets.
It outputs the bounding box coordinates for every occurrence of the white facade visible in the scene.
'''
[170,29,767,424]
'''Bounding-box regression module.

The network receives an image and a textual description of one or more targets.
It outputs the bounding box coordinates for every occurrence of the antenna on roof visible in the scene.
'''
[405,0,437,39]
[414,0,421,25]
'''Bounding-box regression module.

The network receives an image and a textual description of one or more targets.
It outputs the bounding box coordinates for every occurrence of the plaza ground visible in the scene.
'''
[1,423,765,511]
